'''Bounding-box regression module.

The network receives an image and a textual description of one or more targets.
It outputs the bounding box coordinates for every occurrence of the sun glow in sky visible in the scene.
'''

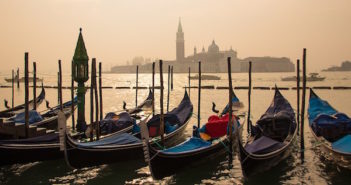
[0,0,350,73]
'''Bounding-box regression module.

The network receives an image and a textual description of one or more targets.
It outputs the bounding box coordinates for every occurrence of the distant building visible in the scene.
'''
[323,61,351,71]
[111,19,294,73]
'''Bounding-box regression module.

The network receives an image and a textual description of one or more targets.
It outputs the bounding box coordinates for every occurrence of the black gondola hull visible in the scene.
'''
[65,119,189,169]
[0,144,61,166]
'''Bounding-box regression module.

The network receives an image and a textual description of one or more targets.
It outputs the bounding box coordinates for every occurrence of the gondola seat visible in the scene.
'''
[200,113,239,139]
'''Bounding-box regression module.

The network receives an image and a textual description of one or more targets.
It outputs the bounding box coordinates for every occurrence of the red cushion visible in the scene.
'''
[205,113,237,138]
[149,126,159,137]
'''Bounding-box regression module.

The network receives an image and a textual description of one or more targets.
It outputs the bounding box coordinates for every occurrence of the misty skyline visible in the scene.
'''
[0,0,350,73]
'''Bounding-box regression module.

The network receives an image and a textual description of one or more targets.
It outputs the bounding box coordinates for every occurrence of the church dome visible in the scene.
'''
[208,40,219,53]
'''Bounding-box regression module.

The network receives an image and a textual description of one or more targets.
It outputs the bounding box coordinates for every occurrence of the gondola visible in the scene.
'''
[0,86,46,118]
[238,88,297,177]
[308,89,351,169]
[0,91,154,166]
[142,89,245,180]
[0,98,77,139]
[63,90,193,168]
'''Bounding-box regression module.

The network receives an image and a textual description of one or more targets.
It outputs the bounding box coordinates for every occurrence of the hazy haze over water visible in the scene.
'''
[0,0,350,73]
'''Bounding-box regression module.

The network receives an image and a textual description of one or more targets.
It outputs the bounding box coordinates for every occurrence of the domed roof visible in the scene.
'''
[208,40,219,53]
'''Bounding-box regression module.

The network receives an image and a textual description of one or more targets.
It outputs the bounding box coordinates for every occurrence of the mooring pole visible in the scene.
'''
[171,66,174,90]
[301,49,307,162]
[136,65,138,108]
[99,62,103,121]
[152,62,155,116]
[188,67,191,98]
[71,62,75,131]
[159,60,165,145]
[92,59,99,140]
[167,65,170,112]
[17,68,20,89]
[58,60,63,111]
[33,62,37,110]
[90,59,94,142]
[24,52,29,138]
[227,57,236,168]
[248,61,252,134]
[57,72,60,105]
[11,70,14,108]
[197,61,201,128]
[297,59,300,134]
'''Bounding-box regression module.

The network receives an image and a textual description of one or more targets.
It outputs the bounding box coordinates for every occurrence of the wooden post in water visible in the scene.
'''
[188,67,191,98]
[152,62,155,116]
[297,59,300,134]
[197,61,201,128]
[58,60,63,111]
[171,66,174,91]
[159,60,165,144]
[90,59,94,142]
[57,72,60,105]
[11,70,14,108]
[33,62,37,110]
[167,65,170,112]
[71,62,75,131]
[99,62,103,121]
[136,65,138,108]
[24,52,29,138]
[247,61,252,134]
[17,68,20,89]
[93,59,99,140]
[227,57,236,168]
[300,48,307,161]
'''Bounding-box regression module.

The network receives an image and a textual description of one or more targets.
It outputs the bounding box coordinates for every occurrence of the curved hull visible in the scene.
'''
[238,136,295,177]
[65,118,190,169]
[0,87,45,118]
[148,124,243,180]
[0,143,61,166]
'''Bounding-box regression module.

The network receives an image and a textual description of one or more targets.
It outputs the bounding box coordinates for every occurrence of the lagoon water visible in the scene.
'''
[0,71,351,184]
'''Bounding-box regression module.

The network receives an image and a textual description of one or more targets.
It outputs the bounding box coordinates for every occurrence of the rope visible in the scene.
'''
[151,138,165,150]
[219,139,232,155]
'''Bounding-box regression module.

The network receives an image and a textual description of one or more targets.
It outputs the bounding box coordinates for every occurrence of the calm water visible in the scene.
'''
[0,71,351,184]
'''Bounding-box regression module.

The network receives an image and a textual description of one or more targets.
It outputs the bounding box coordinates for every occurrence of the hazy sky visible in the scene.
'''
[0,0,350,73]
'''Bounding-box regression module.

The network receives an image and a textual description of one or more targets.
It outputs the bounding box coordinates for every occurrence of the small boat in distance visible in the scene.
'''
[281,73,325,82]
[5,75,43,83]
[190,74,221,80]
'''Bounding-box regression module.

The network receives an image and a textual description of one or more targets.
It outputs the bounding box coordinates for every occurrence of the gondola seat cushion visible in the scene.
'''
[202,113,238,138]
[77,133,141,148]
[12,110,43,124]
[332,134,351,153]
[162,137,211,153]
[99,112,134,134]
[245,136,285,154]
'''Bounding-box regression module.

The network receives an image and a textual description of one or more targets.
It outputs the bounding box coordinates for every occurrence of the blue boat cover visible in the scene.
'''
[77,133,141,148]
[245,136,286,154]
[221,90,240,116]
[162,137,211,153]
[11,110,43,124]
[308,92,337,124]
[147,91,193,136]
[99,112,135,134]
[308,90,351,142]
[332,134,351,153]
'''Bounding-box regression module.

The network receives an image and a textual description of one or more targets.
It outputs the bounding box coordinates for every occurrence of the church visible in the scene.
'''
[111,19,294,73]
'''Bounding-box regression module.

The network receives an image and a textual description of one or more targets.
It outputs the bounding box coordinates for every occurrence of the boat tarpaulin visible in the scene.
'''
[162,137,211,153]
[245,136,285,154]
[99,112,135,134]
[147,91,193,137]
[77,133,141,148]
[11,110,43,124]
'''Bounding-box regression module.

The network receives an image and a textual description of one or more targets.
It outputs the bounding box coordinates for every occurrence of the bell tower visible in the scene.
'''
[176,18,185,62]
